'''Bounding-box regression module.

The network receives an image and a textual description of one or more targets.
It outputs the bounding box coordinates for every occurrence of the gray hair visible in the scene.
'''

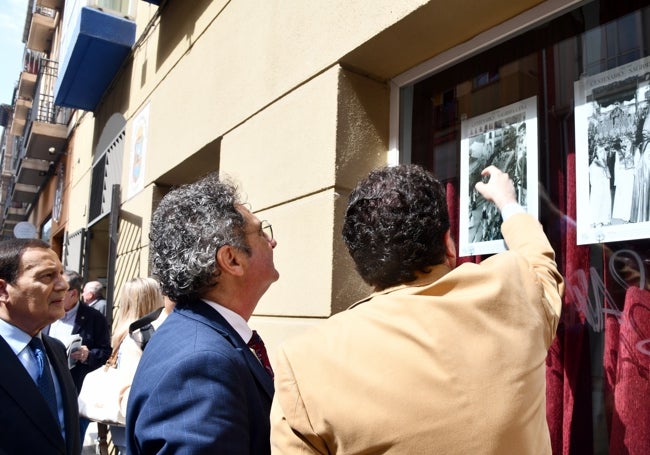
[149,173,250,305]
[83,280,104,298]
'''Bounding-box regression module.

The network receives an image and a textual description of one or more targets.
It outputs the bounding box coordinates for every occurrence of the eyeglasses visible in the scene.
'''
[260,220,274,241]
[247,220,273,241]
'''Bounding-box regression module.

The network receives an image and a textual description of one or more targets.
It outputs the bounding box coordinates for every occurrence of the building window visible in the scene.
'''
[397,1,650,453]
[41,217,52,243]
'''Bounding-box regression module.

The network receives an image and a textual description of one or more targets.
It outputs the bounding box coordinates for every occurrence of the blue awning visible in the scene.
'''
[54,6,135,111]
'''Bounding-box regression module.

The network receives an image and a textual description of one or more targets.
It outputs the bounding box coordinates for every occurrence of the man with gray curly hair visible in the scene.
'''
[126,172,279,454]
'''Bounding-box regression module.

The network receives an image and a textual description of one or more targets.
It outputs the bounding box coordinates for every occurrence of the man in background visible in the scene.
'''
[271,165,564,454]
[48,270,111,392]
[47,270,112,442]
[83,280,107,317]
[127,173,278,454]
[0,239,80,454]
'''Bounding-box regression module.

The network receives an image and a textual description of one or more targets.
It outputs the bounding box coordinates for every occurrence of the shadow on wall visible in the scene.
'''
[156,0,215,72]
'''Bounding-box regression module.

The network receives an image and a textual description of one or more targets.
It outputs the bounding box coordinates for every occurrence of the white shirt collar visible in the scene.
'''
[201,299,253,343]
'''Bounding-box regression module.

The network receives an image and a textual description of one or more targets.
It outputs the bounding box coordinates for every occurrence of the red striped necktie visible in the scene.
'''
[247,330,274,379]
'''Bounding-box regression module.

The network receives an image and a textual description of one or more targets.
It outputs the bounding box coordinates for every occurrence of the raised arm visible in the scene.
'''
[474,165,518,212]
[477,165,564,342]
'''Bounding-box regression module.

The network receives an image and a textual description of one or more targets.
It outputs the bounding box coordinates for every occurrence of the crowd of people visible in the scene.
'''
[0,163,564,454]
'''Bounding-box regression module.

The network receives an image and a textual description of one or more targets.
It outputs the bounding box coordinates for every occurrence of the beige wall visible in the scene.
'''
[64,113,96,234]
[63,0,547,354]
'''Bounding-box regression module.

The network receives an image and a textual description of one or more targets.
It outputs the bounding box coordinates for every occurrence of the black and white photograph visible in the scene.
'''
[459,96,539,257]
[575,56,650,244]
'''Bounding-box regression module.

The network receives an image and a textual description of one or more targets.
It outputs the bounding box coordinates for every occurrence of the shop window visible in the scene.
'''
[398,1,650,453]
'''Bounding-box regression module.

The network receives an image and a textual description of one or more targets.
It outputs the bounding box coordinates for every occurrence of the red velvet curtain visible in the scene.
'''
[545,152,594,454]
[607,279,650,454]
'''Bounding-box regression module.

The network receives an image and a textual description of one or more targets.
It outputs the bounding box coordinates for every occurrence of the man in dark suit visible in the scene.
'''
[127,173,279,454]
[0,238,81,455]
[47,270,112,443]
[48,270,112,392]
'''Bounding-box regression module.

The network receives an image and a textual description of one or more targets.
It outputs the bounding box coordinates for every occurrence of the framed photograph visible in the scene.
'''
[574,56,650,244]
[458,96,539,257]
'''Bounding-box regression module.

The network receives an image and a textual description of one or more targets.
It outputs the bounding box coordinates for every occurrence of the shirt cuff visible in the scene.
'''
[501,202,525,221]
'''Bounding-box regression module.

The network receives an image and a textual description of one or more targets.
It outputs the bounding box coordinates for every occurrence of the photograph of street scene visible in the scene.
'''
[575,55,650,244]
[459,97,538,256]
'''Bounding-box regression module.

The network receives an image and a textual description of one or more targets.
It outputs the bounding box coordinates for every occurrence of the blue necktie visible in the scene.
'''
[29,337,58,419]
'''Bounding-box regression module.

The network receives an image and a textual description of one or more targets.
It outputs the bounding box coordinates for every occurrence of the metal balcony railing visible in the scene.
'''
[34,5,57,19]
[24,58,73,136]
[10,136,23,176]
[23,50,46,75]
[0,134,6,175]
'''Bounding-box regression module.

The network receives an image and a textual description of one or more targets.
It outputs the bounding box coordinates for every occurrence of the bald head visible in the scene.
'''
[82,280,103,304]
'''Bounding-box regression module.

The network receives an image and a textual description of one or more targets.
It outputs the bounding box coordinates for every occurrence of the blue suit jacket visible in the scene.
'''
[0,333,81,455]
[126,300,274,454]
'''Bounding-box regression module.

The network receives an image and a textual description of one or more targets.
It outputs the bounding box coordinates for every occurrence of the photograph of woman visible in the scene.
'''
[589,143,612,227]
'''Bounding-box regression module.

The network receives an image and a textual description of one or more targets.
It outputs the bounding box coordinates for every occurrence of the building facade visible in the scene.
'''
[1,0,649,453]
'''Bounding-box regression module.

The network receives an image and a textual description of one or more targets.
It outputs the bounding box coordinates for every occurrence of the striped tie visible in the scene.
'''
[247,330,274,379]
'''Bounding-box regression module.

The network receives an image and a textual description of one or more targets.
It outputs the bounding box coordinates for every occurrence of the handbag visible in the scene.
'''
[78,336,129,425]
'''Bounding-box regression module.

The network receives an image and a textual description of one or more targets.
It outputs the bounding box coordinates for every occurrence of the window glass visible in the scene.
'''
[41,217,52,244]
[400,1,650,453]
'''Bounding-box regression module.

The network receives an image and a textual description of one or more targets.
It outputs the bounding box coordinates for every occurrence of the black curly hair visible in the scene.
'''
[342,164,450,290]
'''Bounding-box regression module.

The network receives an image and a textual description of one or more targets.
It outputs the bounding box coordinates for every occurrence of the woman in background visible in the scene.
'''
[109,277,164,454]
[612,136,635,222]
[589,143,613,227]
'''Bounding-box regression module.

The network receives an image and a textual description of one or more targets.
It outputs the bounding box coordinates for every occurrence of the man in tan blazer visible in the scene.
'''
[271,165,564,454]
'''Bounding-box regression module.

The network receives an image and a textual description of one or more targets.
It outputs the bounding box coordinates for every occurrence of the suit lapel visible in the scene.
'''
[239,344,274,398]
[0,336,65,450]
[73,304,85,334]
[43,335,80,455]
[178,302,274,398]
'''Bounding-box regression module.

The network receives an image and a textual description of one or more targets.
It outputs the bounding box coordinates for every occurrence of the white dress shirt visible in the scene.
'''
[201,299,254,344]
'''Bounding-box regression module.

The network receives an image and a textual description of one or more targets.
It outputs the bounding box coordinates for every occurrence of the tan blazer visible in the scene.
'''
[271,213,564,454]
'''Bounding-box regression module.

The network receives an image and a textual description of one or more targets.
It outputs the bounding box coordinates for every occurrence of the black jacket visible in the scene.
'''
[0,334,81,454]
[68,303,112,393]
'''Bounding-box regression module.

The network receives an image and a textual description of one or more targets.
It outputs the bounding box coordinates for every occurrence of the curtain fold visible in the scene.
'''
[546,152,594,454]
[608,285,650,455]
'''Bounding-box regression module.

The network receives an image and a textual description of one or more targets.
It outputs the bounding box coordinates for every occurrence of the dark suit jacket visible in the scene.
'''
[0,333,81,455]
[68,303,111,392]
[88,299,107,317]
[126,301,274,454]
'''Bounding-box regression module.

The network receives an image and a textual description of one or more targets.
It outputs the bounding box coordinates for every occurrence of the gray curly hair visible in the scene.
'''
[150,173,250,305]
